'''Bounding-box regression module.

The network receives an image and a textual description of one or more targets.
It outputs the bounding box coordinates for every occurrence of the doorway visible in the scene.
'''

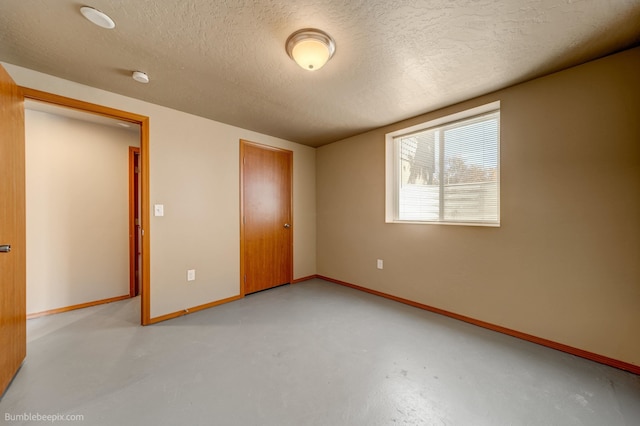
[240,140,293,294]
[21,87,151,325]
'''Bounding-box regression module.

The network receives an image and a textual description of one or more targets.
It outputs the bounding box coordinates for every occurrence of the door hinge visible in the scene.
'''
[135,218,140,226]
[134,166,140,173]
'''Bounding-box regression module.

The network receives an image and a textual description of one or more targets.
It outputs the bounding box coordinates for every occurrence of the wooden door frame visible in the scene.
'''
[128,147,141,297]
[239,140,293,296]
[20,87,152,326]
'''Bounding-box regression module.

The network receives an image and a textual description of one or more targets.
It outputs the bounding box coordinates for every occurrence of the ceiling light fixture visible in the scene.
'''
[80,6,116,29]
[132,71,150,84]
[286,28,336,71]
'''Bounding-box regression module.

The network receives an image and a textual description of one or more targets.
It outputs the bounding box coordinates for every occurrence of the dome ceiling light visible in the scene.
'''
[285,28,336,71]
[80,6,116,29]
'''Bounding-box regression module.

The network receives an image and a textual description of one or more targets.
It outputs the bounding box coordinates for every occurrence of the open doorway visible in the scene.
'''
[21,88,151,325]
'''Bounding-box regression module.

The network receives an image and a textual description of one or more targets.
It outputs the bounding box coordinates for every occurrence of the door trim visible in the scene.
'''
[27,294,131,319]
[20,87,152,326]
[240,140,293,296]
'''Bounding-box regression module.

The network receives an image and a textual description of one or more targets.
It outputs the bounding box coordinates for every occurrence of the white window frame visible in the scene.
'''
[385,101,500,226]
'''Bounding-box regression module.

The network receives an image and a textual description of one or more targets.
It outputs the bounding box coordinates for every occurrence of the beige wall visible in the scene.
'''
[25,109,139,314]
[5,62,316,319]
[317,47,640,366]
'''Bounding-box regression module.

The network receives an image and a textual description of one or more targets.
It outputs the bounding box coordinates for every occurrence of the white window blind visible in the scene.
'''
[393,109,500,225]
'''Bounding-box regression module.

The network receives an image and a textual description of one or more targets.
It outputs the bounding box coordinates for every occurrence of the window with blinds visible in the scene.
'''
[386,103,500,225]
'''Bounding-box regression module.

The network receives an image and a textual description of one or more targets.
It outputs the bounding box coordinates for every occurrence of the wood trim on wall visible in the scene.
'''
[317,275,640,375]
[140,118,150,325]
[147,294,244,324]
[20,88,146,124]
[151,274,313,324]
[20,87,152,326]
[27,294,131,319]
[239,141,246,298]
[292,275,318,284]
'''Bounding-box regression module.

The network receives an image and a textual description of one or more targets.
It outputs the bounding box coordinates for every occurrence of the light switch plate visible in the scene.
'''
[154,204,164,217]
[187,269,196,281]
[377,259,383,269]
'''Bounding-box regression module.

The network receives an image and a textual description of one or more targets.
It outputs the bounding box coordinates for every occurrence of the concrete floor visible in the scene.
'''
[1,279,639,425]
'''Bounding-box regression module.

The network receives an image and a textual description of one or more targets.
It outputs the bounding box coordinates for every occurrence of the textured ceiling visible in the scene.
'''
[1,0,639,147]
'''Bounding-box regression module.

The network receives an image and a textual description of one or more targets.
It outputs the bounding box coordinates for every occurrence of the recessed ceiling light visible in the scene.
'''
[80,6,115,29]
[132,71,150,84]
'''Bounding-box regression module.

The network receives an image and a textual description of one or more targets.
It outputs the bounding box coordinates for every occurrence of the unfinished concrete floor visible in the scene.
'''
[1,279,639,425]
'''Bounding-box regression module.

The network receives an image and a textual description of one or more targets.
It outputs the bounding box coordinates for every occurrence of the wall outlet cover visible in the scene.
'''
[187,269,196,281]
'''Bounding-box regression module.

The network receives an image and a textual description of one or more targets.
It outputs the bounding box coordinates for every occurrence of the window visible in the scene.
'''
[386,102,500,226]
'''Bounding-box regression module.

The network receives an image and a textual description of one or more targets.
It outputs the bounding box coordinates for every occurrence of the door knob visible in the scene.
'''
[283,223,291,229]
[0,244,11,253]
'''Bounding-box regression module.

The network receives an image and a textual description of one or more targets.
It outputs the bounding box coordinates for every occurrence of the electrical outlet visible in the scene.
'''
[187,269,196,281]
[377,259,383,269]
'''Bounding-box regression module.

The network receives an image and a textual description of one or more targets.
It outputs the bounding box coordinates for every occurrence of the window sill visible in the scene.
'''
[385,220,500,227]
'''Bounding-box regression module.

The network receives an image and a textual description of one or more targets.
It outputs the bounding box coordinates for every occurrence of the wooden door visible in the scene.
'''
[129,147,141,297]
[0,64,26,396]
[241,140,293,294]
